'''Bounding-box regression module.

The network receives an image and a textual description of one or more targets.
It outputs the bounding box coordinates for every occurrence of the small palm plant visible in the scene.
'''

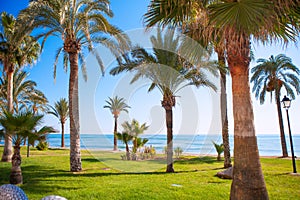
[136,138,149,151]
[0,111,56,184]
[116,132,133,160]
[174,147,183,159]
[121,119,148,154]
[212,141,224,161]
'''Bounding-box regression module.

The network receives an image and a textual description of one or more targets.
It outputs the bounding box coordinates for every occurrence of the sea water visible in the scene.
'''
[10,133,298,157]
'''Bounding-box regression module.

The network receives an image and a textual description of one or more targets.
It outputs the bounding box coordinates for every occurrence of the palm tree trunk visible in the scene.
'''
[1,69,14,162]
[68,52,82,172]
[113,117,118,151]
[228,40,268,199]
[61,121,65,148]
[133,138,138,153]
[125,143,130,160]
[217,153,221,161]
[217,50,232,168]
[275,92,288,157]
[165,106,174,173]
[10,146,23,185]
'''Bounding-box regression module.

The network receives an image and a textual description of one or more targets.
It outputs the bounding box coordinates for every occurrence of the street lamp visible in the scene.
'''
[282,95,297,173]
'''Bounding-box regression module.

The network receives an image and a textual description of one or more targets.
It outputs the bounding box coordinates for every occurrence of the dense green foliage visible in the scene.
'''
[35,141,49,151]
[0,147,299,200]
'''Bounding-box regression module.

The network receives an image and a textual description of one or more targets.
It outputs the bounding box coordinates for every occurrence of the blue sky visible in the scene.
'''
[1,0,300,136]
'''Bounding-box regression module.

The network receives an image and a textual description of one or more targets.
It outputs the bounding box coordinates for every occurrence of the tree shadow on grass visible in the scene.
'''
[0,156,222,197]
[175,156,220,165]
[82,158,100,163]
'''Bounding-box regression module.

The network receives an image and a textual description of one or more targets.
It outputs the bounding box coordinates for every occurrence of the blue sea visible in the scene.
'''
[11,133,298,157]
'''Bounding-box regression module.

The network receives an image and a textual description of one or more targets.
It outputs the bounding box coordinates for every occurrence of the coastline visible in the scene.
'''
[1,133,300,157]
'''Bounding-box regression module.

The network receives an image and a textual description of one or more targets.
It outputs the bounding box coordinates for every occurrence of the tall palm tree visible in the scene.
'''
[0,68,48,157]
[20,0,131,172]
[251,54,300,158]
[104,96,130,151]
[0,111,56,184]
[48,98,69,148]
[0,12,40,162]
[143,0,299,198]
[217,53,232,168]
[145,1,232,168]
[188,25,232,168]
[111,28,217,172]
[121,119,148,153]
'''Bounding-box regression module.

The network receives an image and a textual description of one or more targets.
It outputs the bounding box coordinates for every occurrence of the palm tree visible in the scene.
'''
[104,96,130,151]
[212,141,224,161]
[116,132,133,160]
[218,56,232,168]
[121,119,148,154]
[111,28,217,172]
[0,68,48,157]
[143,0,299,198]
[48,98,69,148]
[189,30,232,168]
[20,0,131,172]
[251,54,300,158]
[145,1,232,169]
[0,12,40,162]
[0,111,56,184]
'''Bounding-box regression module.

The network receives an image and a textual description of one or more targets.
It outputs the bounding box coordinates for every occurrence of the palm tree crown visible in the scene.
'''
[49,98,69,125]
[104,96,130,118]
[19,0,131,78]
[0,12,40,72]
[0,68,48,114]
[251,54,300,104]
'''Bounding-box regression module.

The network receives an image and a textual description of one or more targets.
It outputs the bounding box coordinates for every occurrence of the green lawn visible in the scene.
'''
[0,147,299,200]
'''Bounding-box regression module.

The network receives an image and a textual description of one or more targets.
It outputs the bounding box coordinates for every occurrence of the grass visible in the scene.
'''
[0,147,299,200]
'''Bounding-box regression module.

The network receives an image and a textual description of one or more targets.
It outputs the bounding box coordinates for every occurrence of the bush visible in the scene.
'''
[174,147,183,159]
[36,141,49,151]
[141,146,156,159]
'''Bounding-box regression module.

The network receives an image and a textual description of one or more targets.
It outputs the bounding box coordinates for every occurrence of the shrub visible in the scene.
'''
[36,141,48,151]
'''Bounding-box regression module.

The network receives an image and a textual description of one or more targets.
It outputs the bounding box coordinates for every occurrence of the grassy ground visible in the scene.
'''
[0,147,299,200]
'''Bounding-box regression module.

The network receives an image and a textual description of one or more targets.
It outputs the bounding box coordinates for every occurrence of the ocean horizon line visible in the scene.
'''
[48,133,300,135]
